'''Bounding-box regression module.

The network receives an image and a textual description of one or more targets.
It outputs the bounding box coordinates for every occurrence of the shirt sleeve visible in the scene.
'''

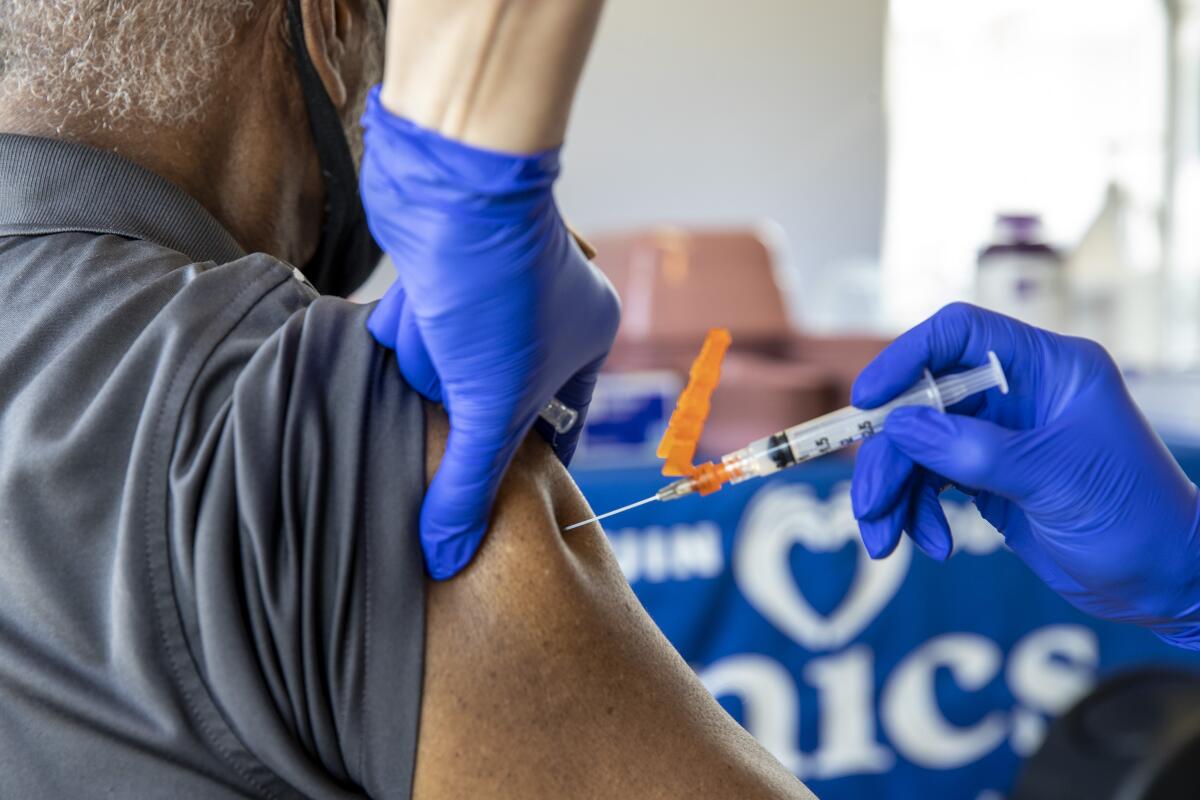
[166,279,425,800]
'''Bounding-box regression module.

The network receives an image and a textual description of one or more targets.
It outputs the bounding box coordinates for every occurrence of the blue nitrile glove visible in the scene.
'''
[360,87,620,579]
[850,302,1200,647]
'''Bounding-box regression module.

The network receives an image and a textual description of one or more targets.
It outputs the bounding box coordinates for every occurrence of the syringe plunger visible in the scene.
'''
[935,351,1008,406]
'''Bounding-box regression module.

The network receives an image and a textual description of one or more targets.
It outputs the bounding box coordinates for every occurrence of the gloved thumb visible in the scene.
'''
[420,418,525,579]
[883,406,1036,500]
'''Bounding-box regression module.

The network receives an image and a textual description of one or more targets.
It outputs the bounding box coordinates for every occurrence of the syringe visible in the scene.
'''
[564,352,1008,531]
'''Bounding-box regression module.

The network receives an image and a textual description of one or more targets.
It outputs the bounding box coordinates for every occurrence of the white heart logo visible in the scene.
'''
[734,482,911,652]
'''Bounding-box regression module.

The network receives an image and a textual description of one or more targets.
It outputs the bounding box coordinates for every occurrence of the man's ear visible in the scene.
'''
[298,0,352,109]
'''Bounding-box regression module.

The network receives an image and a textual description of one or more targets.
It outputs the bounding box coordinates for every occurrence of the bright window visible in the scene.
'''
[881,0,1167,328]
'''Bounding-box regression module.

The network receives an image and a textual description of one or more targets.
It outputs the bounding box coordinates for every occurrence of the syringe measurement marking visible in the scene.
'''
[802,422,878,460]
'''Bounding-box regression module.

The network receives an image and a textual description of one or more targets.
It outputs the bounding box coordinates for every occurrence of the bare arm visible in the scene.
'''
[416,408,816,798]
[380,0,604,151]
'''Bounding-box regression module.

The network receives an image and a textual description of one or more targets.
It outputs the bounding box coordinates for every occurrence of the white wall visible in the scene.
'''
[557,0,888,328]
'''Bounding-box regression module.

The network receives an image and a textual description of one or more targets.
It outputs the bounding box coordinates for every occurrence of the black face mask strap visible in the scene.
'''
[285,0,382,297]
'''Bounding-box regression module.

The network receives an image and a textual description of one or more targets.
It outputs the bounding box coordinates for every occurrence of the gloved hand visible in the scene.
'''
[850,302,1200,647]
[360,87,620,580]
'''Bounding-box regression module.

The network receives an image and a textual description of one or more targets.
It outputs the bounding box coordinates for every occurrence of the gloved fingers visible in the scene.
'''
[851,435,916,520]
[858,474,914,559]
[420,416,529,579]
[366,281,406,351]
[883,406,1036,500]
[852,302,1031,409]
[905,476,953,561]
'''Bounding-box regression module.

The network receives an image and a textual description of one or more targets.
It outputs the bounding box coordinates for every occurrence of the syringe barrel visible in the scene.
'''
[716,352,1006,486]
[719,370,946,483]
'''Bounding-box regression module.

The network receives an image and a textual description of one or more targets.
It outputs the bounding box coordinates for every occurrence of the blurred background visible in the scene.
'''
[366,1,1200,797]
[560,0,1187,358]
[559,0,886,336]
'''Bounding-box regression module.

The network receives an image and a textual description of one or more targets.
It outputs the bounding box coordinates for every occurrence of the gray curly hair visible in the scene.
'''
[0,0,258,126]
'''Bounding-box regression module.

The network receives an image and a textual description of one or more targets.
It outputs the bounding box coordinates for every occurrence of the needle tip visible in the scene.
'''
[561,494,658,532]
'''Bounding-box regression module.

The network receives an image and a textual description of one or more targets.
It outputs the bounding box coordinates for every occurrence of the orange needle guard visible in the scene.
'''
[656,328,735,495]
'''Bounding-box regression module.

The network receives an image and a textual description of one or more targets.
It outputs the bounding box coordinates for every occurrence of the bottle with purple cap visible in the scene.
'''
[976,213,1066,331]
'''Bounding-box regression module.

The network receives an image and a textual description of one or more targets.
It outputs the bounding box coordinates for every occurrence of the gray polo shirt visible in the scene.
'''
[0,134,425,798]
